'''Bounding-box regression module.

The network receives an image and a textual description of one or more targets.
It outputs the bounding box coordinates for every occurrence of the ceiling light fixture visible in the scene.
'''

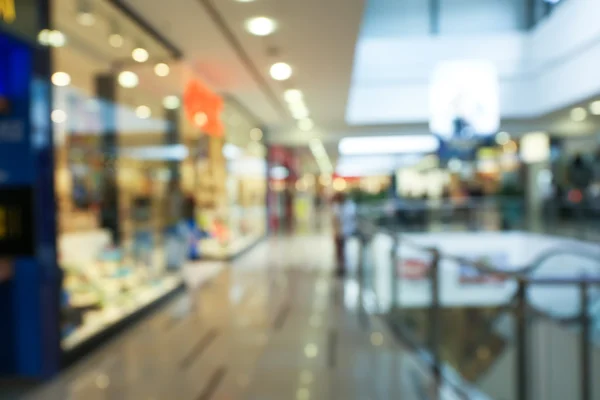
[108,21,123,48]
[109,33,123,48]
[570,107,587,122]
[132,45,149,63]
[298,118,314,131]
[250,128,263,141]
[51,72,71,87]
[76,0,95,26]
[47,30,66,47]
[194,112,208,127]
[135,105,151,119]
[162,95,180,110]
[590,101,600,116]
[338,135,440,155]
[290,102,309,119]
[154,63,170,77]
[118,71,139,88]
[51,109,67,124]
[284,89,303,103]
[270,62,292,81]
[245,17,277,36]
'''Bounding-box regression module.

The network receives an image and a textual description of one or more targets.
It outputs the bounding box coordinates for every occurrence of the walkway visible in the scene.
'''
[25,235,445,400]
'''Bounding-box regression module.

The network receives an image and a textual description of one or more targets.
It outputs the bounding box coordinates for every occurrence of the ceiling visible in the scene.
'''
[53,0,600,158]
[119,0,366,145]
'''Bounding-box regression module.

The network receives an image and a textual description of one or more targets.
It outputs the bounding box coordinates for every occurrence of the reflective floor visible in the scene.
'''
[21,235,449,400]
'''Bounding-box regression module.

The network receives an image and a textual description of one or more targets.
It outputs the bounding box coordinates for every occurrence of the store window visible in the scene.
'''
[52,0,183,350]
[198,102,267,259]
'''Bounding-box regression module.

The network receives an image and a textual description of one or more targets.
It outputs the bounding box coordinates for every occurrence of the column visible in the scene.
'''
[95,74,121,244]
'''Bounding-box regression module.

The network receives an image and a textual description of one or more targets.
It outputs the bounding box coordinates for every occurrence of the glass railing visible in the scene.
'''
[353,202,600,400]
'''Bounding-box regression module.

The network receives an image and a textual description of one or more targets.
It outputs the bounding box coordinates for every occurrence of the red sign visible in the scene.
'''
[398,258,430,280]
[183,80,224,137]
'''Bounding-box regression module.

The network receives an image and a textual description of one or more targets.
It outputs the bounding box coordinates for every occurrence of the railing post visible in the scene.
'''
[391,234,399,312]
[580,280,590,400]
[429,248,441,390]
[516,279,529,400]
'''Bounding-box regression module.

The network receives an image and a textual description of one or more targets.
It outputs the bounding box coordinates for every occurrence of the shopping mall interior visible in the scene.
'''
[1,0,600,399]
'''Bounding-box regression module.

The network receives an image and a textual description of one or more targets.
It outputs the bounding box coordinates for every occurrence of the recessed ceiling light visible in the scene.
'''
[109,33,123,48]
[132,47,149,63]
[250,128,263,141]
[47,30,66,47]
[290,102,309,119]
[163,95,180,110]
[154,63,170,77]
[51,109,67,124]
[298,118,314,131]
[270,62,292,81]
[51,72,71,87]
[236,0,255,2]
[589,101,600,116]
[245,17,277,36]
[284,89,303,103]
[135,105,151,119]
[571,107,587,122]
[194,112,208,127]
[76,12,95,26]
[118,71,139,88]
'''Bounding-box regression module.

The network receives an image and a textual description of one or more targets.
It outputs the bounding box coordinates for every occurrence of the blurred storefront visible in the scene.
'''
[51,0,184,355]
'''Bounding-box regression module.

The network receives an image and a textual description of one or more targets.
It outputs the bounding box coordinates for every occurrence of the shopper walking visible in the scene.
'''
[332,193,357,277]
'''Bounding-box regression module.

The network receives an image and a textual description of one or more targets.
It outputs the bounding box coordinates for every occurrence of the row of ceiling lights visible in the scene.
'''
[48,1,182,125]
[570,101,600,122]
[241,11,315,133]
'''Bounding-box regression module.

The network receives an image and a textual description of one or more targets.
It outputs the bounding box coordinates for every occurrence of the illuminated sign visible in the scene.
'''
[0,0,15,24]
[0,187,34,256]
[430,60,500,140]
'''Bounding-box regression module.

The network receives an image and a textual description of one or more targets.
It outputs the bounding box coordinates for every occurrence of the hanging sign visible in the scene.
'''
[183,80,224,137]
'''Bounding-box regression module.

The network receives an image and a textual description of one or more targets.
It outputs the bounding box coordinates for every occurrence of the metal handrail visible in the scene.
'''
[356,214,600,400]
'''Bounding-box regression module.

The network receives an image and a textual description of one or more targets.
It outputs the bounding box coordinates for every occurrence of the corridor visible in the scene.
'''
[25,236,447,400]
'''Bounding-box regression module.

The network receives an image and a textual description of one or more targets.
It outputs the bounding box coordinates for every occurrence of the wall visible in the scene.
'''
[348,0,600,125]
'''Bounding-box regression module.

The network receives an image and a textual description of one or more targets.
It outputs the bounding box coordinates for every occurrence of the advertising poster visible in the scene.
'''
[397,246,432,281]
[458,253,508,284]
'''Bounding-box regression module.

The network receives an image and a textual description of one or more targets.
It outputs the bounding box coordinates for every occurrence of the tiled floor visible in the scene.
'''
[22,235,447,400]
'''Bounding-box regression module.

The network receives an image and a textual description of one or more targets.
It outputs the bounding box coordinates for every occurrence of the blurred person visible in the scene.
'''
[332,193,357,277]
[569,153,592,190]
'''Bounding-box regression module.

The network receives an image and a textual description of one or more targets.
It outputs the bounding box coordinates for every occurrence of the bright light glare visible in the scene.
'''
[51,109,67,123]
[430,60,499,138]
[284,89,303,103]
[250,128,263,141]
[333,178,347,191]
[135,105,151,119]
[270,166,289,180]
[194,112,208,127]
[590,101,600,116]
[571,107,587,122]
[132,47,149,62]
[290,102,309,119]
[47,30,66,47]
[121,145,188,161]
[270,62,292,81]
[223,143,242,159]
[162,95,180,110]
[118,71,139,88]
[51,72,71,87]
[338,135,439,155]
[77,12,95,26]
[298,118,314,131]
[245,17,277,36]
[304,344,318,358]
[154,63,170,77]
[109,33,123,48]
